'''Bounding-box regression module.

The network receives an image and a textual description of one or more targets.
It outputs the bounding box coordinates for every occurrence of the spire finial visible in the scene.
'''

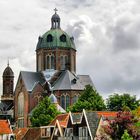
[54,8,58,14]
[7,58,9,67]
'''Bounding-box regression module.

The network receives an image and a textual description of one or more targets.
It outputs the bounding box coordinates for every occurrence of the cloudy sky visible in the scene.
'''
[0,0,140,98]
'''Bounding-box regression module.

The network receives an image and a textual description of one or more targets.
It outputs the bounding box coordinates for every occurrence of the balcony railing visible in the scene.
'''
[58,136,91,140]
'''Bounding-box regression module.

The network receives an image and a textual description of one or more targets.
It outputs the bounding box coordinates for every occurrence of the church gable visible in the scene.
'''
[29,83,45,112]
[20,71,46,92]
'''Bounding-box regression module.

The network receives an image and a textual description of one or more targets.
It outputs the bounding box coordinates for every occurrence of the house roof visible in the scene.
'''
[13,128,28,140]
[20,71,46,92]
[0,120,12,134]
[84,111,101,139]
[49,113,69,127]
[53,70,95,91]
[96,111,117,120]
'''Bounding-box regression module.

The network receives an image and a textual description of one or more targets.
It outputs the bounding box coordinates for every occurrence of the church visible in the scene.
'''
[1,9,95,128]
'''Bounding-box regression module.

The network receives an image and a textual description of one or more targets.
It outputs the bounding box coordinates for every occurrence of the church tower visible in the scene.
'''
[1,62,14,108]
[36,9,76,72]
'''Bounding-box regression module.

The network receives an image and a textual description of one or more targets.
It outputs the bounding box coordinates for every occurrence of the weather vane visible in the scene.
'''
[54,8,58,14]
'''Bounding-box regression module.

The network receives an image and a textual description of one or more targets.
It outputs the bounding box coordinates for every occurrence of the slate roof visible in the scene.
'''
[56,104,66,113]
[20,71,46,92]
[0,120,12,134]
[49,93,66,113]
[84,111,101,139]
[19,70,95,93]
[53,70,95,91]
[49,113,69,128]
[49,93,58,103]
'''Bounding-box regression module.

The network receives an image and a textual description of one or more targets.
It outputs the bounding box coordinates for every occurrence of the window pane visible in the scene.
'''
[66,95,70,109]
[60,56,64,70]
[60,95,65,110]
[51,56,54,69]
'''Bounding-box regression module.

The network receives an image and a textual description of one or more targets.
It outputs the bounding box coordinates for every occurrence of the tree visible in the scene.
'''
[30,96,60,127]
[104,111,140,140]
[133,106,140,134]
[106,93,140,111]
[121,130,133,140]
[70,85,106,112]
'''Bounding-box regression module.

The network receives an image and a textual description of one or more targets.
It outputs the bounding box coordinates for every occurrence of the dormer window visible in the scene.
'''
[60,35,66,42]
[47,34,53,42]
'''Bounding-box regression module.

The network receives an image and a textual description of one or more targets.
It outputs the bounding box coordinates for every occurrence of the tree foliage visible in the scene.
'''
[70,85,106,112]
[121,130,133,140]
[104,111,140,140]
[106,93,140,111]
[30,96,60,127]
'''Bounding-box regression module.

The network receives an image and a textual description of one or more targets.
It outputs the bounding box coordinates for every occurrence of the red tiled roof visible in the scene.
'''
[49,113,69,127]
[13,128,28,140]
[97,111,117,117]
[0,120,12,134]
[58,121,68,128]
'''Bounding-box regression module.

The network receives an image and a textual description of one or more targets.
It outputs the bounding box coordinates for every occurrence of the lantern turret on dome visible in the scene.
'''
[51,8,60,29]
[36,9,76,72]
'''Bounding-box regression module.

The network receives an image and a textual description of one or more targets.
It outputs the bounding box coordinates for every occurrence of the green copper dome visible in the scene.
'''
[36,29,76,50]
[36,10,76,50]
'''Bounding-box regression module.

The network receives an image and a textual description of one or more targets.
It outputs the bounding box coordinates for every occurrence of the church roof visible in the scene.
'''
[36,29,76,50]
[49,93,66,113]
[49,93,58,103]
[20,71,46,92]
[19,70,94,92]
[52,70,95,91]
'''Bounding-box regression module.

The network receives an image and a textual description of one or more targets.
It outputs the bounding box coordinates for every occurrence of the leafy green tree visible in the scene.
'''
[70,85,106,112]
[30,96,60,127]
[121,130,133,140]
[106,93,140,111]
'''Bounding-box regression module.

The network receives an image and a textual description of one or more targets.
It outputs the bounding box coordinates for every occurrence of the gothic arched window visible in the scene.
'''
[60,35,66,42]
[47,34,53,42]
[46,54,55,69]
[66,95,70,109]
[46,55,50,69]
[60,56,64,70]
[72,95,78,104]
[51,55,54,69]
[18,92,24,128]
[60,95,65,110]
[60,55,68,70]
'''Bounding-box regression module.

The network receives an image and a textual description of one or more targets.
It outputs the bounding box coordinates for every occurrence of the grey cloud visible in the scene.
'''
[0,0,140,99]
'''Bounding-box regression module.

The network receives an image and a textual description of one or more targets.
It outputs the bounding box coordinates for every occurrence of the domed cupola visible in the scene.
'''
[36,9,76,73]
[2,61,14,104]
[51,8,60,29]
[3,63,14,77]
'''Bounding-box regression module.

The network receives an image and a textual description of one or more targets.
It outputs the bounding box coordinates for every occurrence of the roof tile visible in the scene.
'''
[0,120,12,134]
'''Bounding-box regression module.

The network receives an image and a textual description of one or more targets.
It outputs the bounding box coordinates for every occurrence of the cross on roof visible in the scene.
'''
[54,8,58,14]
